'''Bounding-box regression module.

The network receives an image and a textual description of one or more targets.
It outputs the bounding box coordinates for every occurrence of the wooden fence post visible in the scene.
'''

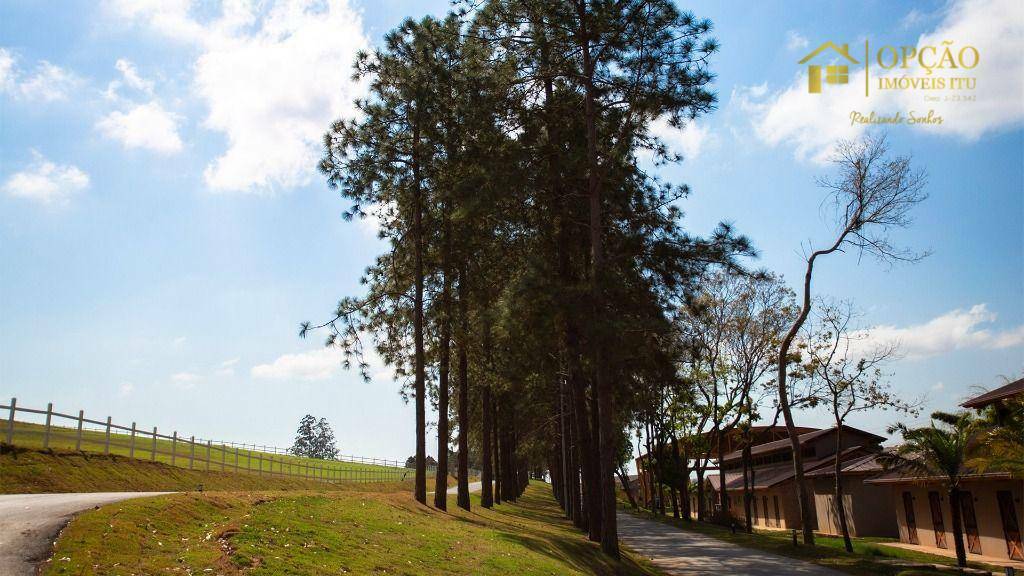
[171,431,177,465]
[42,403,53,449]
[206,441,211,471]
[6,397,16,445]
[104,416,111,454]
[189,436,195,469]
[151,427,158,461]
[221,444,226,472]
[75,410,84,451]
[129,422,136,458]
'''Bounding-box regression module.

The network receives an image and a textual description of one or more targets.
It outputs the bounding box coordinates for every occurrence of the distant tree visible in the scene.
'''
[290,415,339,460]
[290,414,317,458]
[776,135,928,545]
[312,417,340,460]
[406,455,438,469]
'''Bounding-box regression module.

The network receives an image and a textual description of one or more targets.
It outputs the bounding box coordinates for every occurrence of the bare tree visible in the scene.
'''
[801,300,919,551]
[776,134,928,545]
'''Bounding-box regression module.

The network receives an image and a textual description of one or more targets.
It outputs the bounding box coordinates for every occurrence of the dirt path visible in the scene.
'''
[617,511,845,575]
[0,492,171,576]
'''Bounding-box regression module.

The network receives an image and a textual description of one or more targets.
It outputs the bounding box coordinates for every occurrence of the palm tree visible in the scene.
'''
[883,411,982,568]
[973,396,1024,476]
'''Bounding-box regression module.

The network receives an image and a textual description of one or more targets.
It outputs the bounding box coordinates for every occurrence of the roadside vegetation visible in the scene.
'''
[42,484,662,576]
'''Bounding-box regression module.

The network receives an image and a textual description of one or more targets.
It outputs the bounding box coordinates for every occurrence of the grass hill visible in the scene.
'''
[6,419,403,482]
[40,484,661,576]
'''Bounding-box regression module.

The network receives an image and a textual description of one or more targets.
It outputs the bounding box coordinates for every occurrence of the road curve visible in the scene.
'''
[618,511,845,576]
[0,492,172,576]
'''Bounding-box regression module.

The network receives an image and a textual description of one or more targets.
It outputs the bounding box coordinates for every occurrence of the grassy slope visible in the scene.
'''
[43,484,663,576]
[0,447,417,493]
[6,420,402,479]
[621,505,1001,576]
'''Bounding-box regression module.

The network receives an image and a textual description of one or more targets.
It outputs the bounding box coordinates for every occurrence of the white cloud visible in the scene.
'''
[214,357,240,377]
[0,48,79,102]
[118,382,135,397]
[251,347,343,381]
[2,151,89,205]
[171,371,200,389]
[108,0,370,193]
[734,0,1024,162]
[96,100,183,154]
[855,304,1024,360]
[931,382,945,391]
[104,58,154,100]
[648,116,711,160]
[252,345,395,382]
[0,49,15,91]
[786,31,809,51]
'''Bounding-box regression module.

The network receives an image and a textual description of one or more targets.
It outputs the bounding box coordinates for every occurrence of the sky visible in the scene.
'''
[1,0,1021,462]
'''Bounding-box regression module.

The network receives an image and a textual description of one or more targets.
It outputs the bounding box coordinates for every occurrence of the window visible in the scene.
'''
[825,65,849,84]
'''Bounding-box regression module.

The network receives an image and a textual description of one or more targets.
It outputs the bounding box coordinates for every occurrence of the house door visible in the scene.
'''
[928,491,947,548]
[773,495,781,528]
[996,490,1024,561]
[959,491,982,554]
[763,495,770,526]
[902,492,919,545]
[752,494,759,525]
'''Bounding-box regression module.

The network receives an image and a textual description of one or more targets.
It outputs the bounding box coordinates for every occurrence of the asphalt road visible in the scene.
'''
[618,511,845,576]
[0,492,171,576]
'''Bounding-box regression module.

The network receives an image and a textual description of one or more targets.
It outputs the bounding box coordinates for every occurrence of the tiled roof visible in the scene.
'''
[804,451,885,478]
[706,447,872,491]
[720,425,885,463]
[961,378,1024,409]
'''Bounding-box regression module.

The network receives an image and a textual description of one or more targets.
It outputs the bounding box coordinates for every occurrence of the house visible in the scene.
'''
[866,381,1024,563]
[806,452,898,537]
[710,425,888,532]
[634,425,812,512]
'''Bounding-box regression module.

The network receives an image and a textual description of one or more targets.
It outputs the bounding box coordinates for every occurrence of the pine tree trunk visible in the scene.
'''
[433,221,452,510]
[494,399,502,505]
[481,385,494,508]
[412,122,427,505]
[456,264,470,511]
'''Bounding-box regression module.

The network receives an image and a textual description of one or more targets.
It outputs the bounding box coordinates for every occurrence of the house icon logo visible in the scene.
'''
[798,42,859,94]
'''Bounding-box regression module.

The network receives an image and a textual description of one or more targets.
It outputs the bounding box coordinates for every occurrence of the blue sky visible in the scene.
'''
[1,0,1021,461]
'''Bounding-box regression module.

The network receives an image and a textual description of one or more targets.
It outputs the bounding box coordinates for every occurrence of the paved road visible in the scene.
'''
[0,492,171,576]
[432,481,483,495]
[618,512,844,576]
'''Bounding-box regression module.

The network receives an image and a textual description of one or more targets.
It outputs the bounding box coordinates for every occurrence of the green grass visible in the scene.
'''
[0,446,417,494]
[42,483,665,576]
[4,419,405,483]
[622,504,1002,576]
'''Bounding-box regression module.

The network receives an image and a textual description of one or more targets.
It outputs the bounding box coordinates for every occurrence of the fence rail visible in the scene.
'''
[1,397,413,484]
